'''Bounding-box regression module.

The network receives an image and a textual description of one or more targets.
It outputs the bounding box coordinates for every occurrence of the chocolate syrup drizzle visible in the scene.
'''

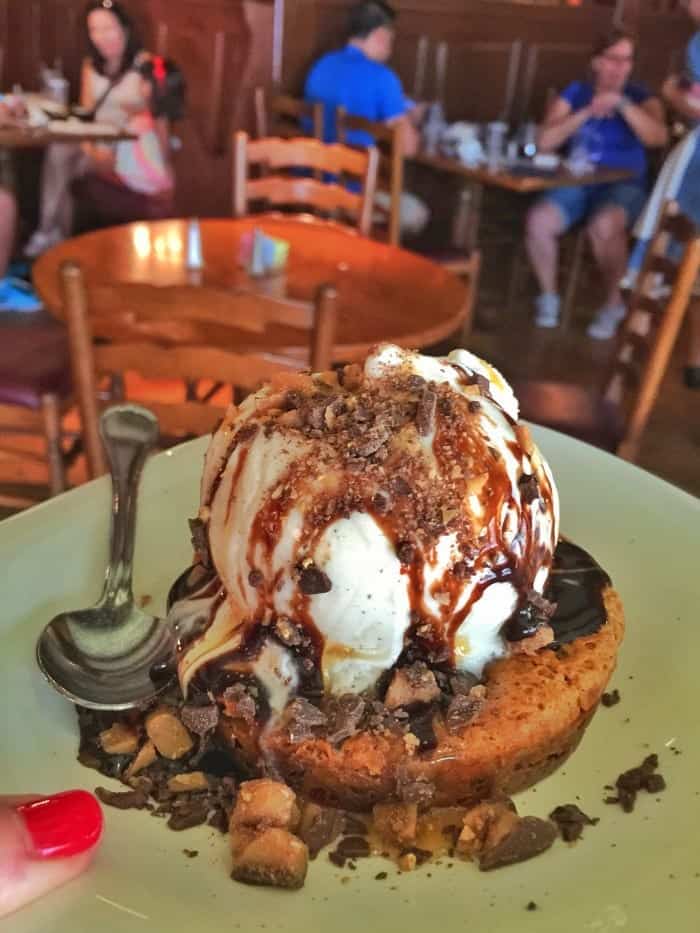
[167,539,610,701]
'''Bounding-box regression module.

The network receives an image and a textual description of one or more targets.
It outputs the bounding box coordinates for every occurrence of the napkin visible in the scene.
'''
[238,228,290,277]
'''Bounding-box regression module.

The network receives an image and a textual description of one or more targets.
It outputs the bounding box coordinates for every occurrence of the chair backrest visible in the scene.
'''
[336,108,403,247]
[604,201,700,461]
[253,87,324,141]
[60,260,338,478]
[232,131,379,236]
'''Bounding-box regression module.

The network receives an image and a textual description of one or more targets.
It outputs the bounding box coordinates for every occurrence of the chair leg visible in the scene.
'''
[41,393,66,496]
[561,229,586,330]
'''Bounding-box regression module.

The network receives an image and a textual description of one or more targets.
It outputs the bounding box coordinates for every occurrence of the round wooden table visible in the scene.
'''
[33,215,469,361]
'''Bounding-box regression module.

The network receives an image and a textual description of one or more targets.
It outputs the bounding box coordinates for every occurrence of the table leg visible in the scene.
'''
[451,180,483,255]
[0,147,17,193]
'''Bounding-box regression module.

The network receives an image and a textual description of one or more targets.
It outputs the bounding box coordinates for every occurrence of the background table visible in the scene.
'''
[0,124,134,149]
[33,215,470,361]
[412,152,634,251]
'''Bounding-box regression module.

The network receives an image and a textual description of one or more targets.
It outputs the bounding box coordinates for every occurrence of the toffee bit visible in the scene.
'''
[180,703,220,736]
[391,476,412,497]
[285,697,327,743]
[604,753,666,812]
[416,387,437,436]
[451,560,469,580]
[396,541,416,565]
[371,491,391,514]
[188,517,211,566]
[248,569,264,588]
[298,565,332,595]
[445,693,484,734]
[222,684,257,723]
[601,689,621,707]
[518,473,540,505]
[236,422,259,443]
[548,804,599,842]
[95,786,150,810]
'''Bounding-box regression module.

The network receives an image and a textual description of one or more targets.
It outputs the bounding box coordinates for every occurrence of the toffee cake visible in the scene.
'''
[77,344,624,888]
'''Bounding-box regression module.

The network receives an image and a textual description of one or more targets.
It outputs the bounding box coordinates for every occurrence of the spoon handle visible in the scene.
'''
[99,405,159,605]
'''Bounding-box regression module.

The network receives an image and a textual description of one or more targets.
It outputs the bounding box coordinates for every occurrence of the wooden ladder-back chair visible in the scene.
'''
[232,131,379,236]
[253,87,324,141]
[334,109,480,337]
[515,202,700,462]
[336,108,403,247]
[0,317,72,509]
[60,261,338,479]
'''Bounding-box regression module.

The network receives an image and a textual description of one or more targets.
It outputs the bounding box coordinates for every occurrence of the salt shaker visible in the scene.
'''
[186,218,203,270]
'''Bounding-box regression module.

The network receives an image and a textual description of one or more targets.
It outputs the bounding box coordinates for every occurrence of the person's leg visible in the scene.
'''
[586,205,629,308]
[525,188,584,327]
[0,186,17,278]
[586,184,647,340]
[26,144,86,256]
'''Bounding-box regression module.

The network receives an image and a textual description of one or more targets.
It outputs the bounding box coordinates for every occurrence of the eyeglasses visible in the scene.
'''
[600,53,634,65]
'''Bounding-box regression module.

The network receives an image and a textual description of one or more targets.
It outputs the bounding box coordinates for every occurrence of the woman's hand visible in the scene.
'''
[81,142,117,173]
[589,91,622,118]
[0,791,103,918]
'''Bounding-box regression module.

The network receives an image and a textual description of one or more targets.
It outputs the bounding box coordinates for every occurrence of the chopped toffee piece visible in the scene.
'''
[604,754,666,812]
[549,804,599,842]
[180,703,220,737]
[95,786,150,810]
[601,689,621,707]
[298,565,332,595]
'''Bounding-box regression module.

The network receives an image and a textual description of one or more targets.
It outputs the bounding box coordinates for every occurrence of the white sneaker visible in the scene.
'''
[534,294,560,328]
[587,303,626,340]
[24,229,62,258]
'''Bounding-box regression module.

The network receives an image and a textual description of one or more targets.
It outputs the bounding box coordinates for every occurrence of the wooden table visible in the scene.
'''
[412,152,635,251]
[0,123,134,193]
[413,152,633,194]
[33,215,470,361]
[0,124,134,149]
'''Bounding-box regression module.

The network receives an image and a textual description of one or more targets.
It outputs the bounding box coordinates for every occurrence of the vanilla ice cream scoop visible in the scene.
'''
[169,345,559,713]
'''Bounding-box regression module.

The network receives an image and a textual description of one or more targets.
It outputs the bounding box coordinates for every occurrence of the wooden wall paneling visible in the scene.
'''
[147,0,273,216]
[519,41,594,122]
[635,7,691,93]
[0,0,8,89]
[430,39,524,122]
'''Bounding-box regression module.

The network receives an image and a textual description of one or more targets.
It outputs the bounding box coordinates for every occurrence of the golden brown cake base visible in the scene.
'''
[247,587,624,810]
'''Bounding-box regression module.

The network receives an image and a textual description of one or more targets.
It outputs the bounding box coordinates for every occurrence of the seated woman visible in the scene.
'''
[26,0,183,256]
[525,29,668,338]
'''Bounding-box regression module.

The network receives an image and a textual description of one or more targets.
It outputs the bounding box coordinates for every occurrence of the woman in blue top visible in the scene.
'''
[525,29,668,337]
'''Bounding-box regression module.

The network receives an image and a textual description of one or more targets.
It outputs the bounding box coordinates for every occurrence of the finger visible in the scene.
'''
[0,791,103,919]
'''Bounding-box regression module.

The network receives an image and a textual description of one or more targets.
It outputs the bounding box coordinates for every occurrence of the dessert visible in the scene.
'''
[76,343,625,887]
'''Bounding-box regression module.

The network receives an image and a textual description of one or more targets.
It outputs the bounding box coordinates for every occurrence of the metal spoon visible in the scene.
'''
[36,404,176,710]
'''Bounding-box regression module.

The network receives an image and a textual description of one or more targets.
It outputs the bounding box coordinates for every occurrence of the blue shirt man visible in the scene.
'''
[303,1,419,157]
[305,44,408,147]
[302,2,428,235]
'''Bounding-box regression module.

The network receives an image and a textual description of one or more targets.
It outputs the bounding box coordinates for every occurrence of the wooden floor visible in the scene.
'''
[462,250,700,499]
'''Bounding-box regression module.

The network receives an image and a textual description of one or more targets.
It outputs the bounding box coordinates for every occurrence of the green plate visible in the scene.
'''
[1,428,698,933]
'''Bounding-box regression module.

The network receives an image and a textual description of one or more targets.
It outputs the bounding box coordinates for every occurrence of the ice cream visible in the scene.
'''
[168,344,559,715]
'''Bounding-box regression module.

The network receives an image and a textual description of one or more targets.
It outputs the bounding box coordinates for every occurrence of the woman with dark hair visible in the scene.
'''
[524,29,668,337]
[26,0,184,256]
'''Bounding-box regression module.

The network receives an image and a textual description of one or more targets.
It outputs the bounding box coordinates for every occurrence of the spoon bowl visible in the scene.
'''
[36,405,177,710]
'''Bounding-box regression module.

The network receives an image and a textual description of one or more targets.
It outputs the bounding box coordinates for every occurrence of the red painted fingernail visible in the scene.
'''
[16,790,103,859]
